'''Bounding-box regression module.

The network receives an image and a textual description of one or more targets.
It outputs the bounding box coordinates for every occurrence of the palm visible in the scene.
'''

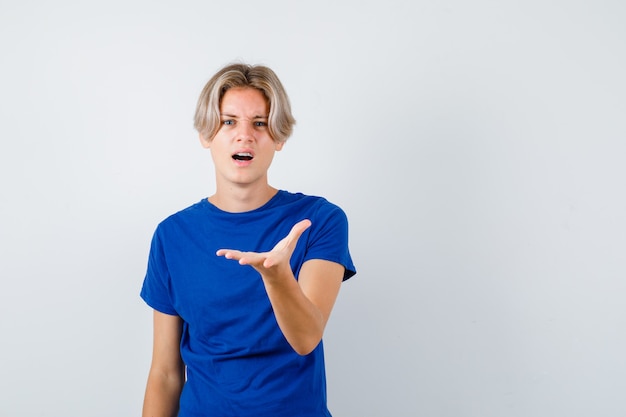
[216,219,311,274]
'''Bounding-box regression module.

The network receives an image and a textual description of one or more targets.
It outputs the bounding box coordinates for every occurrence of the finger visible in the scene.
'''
[216,249,242,259]
[288,219,312,241]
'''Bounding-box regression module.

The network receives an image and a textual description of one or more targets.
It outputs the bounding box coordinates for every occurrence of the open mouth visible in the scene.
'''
[232,152,253,161]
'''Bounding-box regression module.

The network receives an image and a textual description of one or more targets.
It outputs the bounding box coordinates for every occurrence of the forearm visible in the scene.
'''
[216,220,343,355]
[142,368,185,417]
[262,269,325,355]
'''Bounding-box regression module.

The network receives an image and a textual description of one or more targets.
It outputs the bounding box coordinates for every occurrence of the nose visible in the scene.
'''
[235,121,255,142]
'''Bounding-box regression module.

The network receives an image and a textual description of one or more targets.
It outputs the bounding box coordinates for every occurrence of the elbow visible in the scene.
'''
[293,346,316,356]
[290,336,322,356]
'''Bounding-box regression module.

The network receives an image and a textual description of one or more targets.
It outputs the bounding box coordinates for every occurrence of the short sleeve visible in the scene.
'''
[304,202,356,281]
[140,227,179,315]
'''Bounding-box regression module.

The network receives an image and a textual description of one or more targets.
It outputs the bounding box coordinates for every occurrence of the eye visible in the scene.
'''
[222,119,234,126]
[254,121,268,127]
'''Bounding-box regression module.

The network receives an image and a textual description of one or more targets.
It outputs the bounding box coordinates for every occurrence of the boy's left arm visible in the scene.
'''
[216,220,345,355]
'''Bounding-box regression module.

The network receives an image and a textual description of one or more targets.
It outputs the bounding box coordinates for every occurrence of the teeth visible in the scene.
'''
[233,152,253,161]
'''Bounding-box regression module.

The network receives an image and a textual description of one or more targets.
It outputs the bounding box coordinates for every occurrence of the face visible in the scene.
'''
[201,87,284,189]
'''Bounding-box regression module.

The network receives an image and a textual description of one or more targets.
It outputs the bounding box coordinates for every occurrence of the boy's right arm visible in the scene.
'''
[142,310,185,417]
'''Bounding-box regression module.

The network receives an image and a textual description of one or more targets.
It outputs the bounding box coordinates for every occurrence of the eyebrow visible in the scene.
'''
[220,113,268,119]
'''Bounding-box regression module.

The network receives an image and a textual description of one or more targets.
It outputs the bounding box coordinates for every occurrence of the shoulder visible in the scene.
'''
[276,190,344,213]
[276,191,349,233]
[155,199,210,232]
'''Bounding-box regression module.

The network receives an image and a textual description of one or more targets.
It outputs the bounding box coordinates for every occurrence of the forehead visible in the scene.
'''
[220,87,268,115]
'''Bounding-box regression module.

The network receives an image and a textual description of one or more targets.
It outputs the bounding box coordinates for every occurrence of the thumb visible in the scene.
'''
[290,219,312,239]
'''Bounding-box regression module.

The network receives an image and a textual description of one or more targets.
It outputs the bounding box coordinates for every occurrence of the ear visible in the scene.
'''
[275,140,285,151]
[199,133,211,149]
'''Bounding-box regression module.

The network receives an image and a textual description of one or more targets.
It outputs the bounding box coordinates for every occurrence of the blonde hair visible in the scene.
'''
[193,63,296,143]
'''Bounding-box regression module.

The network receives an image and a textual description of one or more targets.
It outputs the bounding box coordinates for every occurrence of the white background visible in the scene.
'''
[1,1,625,416]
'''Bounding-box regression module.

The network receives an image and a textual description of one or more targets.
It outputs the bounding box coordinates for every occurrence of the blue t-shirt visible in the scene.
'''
[140,190,356,417]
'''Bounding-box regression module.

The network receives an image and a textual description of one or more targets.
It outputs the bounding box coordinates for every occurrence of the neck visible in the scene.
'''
[208,184,278,213]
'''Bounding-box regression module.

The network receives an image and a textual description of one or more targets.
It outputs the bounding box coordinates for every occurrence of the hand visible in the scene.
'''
[216,219,312,276]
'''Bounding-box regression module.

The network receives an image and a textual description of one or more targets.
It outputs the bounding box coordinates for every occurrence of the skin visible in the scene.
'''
[142,87,345,417]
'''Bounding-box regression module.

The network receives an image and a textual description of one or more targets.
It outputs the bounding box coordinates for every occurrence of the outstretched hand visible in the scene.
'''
[216,219,312,276]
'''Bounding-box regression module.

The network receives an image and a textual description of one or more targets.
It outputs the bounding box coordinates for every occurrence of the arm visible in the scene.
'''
[264,258,344,355]
[142,310,185,417]
[217,220,344,355]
